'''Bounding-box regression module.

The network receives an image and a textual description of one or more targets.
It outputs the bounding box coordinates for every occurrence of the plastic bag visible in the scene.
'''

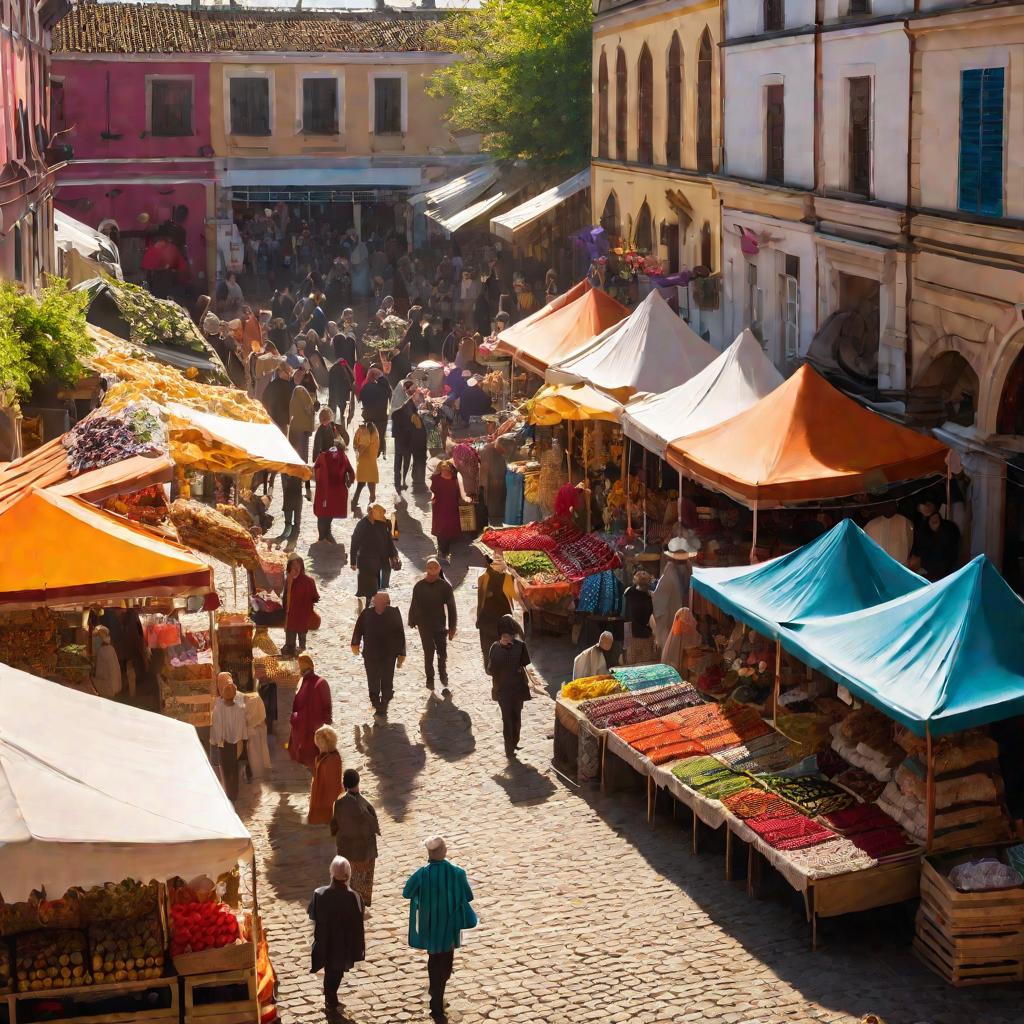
[948,858,1023,892]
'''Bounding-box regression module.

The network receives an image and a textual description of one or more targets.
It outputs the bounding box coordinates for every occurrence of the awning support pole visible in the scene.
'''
[750,504,759,564]
[567,421,573,484]
[772,639,782,728]
[925,725,935,852]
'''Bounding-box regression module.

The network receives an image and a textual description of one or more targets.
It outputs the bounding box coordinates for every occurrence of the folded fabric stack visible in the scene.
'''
[670,702,773,754]
[577,693,645,729]
[745,811,835,851]
[613,716,708,764]
[832,767,887,803]
[780,836,878,877]
[575,570,623,616]
[829,706,905,782]
[723,787,794,820]
[670,756,748,798]
[611,664,683,692]
[716,732,800,774]
[821,802,918,861]
[634,682,706,713]
[561,675,623,701]
[757,773,855,817]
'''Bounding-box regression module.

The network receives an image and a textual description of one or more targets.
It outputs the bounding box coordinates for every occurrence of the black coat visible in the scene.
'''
[262,375,294,431]
[308,882,365,974]
[360,379,392,422]
[486,639,531,704]
[352,606,406,663]
[391,402,415,453]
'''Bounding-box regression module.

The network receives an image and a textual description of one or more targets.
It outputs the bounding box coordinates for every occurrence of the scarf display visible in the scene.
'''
[561,676,622,702]
[611,664,682,693]
[745,811,835,852]
[723,788,794,821]
[714,733,798,774]
[757,774,855,818]
[668,703,772,754]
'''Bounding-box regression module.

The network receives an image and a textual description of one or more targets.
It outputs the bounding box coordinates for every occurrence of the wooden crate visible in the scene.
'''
[183,968,258,1024]
[172,940,255,977]
[8,976,178,1024]
[920,856,1024,931]
[914,915,1024,987]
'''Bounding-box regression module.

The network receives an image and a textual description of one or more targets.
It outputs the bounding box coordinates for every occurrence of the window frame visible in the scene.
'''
[764,0,785,33]
[637,43,654,165]
[615,47,628,162]
[696,28,714,173]
[226,71,274,137]
[598,51,610,160]
[369,71,407,136]
[846,75,872,198]
[146,75,195,138]
[666,32,683,169]
[298,71,343,137]
[957,65,1006,219]
[764,81,785,184]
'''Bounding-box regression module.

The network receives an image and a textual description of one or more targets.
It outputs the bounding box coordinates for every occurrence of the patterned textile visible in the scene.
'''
[746,812,835,851]
[716,733,799,774]
[614,718,677,745]
[578,694,642,729]
[847,827,918,860]
[349,858,375,907]
[758,774,856,818]
[670,703,772,755]
[782,837,877,877]
[641,736,707,766]
[833,767,887,803]
[612,664,683,692]
[700,771,758,802]
[550,534,621,583]
[483,517,581,553]
[576,570,623,617]
[822,803,900,836]
[578,726,601,782]
[723,788,794,821]
[670,756,745,795]
[635,683,706,714]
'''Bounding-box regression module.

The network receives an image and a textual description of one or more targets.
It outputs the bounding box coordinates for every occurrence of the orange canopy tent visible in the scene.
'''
[493,279,591,352]
[494,285,627,376]
[666,365,948,508]
[0,487,213,609]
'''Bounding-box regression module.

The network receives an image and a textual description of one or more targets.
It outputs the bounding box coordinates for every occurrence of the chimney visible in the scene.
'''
[421,0,437,8]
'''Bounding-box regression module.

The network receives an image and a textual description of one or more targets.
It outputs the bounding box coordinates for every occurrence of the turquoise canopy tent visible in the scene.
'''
[691,518,927,640]
[779,555,1024,738]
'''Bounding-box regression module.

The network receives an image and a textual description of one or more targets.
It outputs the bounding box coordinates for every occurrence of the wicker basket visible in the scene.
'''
[459,503,478,533]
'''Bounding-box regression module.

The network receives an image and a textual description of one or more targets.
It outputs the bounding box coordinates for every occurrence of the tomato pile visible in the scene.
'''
[169,902,239,955]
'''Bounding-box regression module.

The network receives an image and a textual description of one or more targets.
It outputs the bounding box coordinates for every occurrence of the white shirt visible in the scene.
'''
[211,699,248,747]
[864,514,914,566]
[573,645,611,681]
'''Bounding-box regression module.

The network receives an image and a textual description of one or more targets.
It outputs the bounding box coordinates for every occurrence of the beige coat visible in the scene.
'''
[289,384,317,435]
[353,424,380,484]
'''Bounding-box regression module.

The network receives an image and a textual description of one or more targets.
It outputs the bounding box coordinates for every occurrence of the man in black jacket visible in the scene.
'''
[307,856,366,1010]
[351,591,406,717]
[407,558,457,693]
[261,365,295,433]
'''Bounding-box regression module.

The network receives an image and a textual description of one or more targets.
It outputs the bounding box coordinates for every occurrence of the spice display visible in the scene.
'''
[90,915,164,983]
[502,550,559,582]
[63,403,166,476]
[169,499,259,572]
[15,930,92,991]
[169,901,240,956]
[561,676,623,702]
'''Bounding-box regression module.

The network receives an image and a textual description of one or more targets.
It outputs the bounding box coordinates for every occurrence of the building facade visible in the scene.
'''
[51,2,480,284]
[590,0,725,345]
[0,0,71,290]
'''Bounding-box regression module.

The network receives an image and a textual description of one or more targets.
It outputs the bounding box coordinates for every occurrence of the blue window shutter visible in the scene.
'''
[959,67,1004,217]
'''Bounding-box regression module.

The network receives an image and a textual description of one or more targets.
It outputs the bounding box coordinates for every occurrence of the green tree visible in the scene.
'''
[428,0,593,166]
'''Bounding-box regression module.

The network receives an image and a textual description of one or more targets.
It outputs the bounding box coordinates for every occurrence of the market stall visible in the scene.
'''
[0,664,271,1024]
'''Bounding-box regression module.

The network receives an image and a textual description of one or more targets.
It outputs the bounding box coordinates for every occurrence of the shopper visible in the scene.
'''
[312,407,349,464]
[255,660,278,736]
[390,381,415,493]
[282,556,320,655]
[328,355,355,426]
[308,725,343,825]
[288,653,332,772]
[406,382,429,489]
[351,591,406,718]
[408,558,457,694]
[330,769,381,907]
[485,616,532,760]
[622,569,657,665]
[430,461,464,563]
[475,556,515,662]
[281,472,303,540]
[91,625,122,700]
[289,366,317,500]
[350,504,399,609]
[211,674,248,801]
[262,364,295,434]
[239,683,271,781]
[308,856,366,1011]
[352,414,380,507]
[402,836,477,1024]
[359,367,392,458]
[313,434,354,544]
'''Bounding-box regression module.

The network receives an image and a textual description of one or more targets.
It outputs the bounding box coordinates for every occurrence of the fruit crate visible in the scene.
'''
[171,940,255,978]
[182,969,258,1024]
[7,976,178,1024]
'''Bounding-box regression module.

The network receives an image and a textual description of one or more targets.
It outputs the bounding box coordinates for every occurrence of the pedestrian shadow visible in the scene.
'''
[490,759,556,806]
[419,693,476,762]
[351,720,426,822]
[308,540,348,583]
[264,791,332,905]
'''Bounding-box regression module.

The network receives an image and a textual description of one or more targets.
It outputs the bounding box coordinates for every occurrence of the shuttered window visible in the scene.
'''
[848,0,871,14]
[637,44,654,165]
[765,83,785,183]
[303,78,338,135]
[697,30,713,172]
[374,77,403,134]
[848,76,871,197]
[958,67,1004,218]
[666,33,682,168]
[229,77,270,136]
[151,79,193,137]
[764,0,784,32]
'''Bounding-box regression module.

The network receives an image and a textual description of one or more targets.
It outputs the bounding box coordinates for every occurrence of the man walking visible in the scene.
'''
[308,856,366,1011]
[403,837,477,1024]
[330,769,381,907]
[351,591,406,718]
[407,558,457,694]
[211,673,248,802]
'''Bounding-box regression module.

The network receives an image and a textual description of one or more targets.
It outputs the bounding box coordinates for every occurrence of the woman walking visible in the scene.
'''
[308,856,366,1011]
[313,434,354,544]
[350,504,398,609]
[282,556,320,656]
[430,460,463,564]
[289,653,332,771]
[308,725,343,825]
[352,414,380,507]
[485,615,532,761]
[330,769,381,907]
[289,366,317,500]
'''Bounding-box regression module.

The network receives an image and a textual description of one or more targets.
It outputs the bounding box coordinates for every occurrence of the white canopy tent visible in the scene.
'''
[620,328,784,457]
[545,290,716,397]
[54,210,122,279]
[0,664,252,901]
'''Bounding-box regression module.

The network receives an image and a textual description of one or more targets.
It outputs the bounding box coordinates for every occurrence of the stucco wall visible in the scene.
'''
[725,0,814,39]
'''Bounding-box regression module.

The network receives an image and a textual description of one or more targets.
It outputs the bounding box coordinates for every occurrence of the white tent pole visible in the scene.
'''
[750,504,759,564]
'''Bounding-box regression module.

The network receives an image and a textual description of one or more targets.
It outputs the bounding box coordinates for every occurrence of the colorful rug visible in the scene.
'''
[758,774,856,818]
[746,812,836,851]
[723,787,794,821]
[670,703,773,754]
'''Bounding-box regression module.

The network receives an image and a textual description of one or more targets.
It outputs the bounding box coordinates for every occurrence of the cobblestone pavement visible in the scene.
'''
[229,442,1022,1024]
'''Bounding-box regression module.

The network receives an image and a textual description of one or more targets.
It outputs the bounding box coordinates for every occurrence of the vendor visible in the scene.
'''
[91,625,122,701]
[572,631,616,680]
[622,570,657,666]
[476,555,517,663]
[652,536,698,651]
[458,376,494,423]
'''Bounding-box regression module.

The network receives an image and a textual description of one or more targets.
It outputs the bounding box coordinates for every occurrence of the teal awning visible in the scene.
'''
[692,519,926,640]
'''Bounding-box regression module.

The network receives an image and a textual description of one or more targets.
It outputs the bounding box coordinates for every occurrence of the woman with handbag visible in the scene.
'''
[350,504,399,610]
[282,556,321,656]
[485,615,532,761]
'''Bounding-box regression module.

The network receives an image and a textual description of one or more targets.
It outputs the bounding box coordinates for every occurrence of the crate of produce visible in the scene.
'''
[1,937,11,994]
[182,969,258,1024]
[169,902,250,977]
[171,940,254,978]
[10,975,178,1024]
[89,914,165,985]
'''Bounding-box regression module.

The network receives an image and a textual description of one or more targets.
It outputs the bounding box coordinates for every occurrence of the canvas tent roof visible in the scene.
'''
[54,210,121,276]
[780,555,1024,737]
[0,664,251,901]
[529,383,624,425]
[494,280,591,351]
[490,168,590,242]
[692,519,927,640]
[0,488,212,609]
[666,365,948,506]
[620,329,783,457]
[493,286,627,376]
[546,290,716,398]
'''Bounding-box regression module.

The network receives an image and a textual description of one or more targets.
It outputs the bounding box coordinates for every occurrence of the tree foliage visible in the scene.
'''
[427,0,593,166]
[0,280,92,401]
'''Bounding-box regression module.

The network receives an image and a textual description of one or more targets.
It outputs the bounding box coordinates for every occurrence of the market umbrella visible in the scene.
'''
[0,664,251,901]
[528,383,624,426]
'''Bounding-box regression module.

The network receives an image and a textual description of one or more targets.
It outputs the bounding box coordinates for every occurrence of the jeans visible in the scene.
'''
[317,516,334,541]
[499,699,524,757]
[418,626,448,687]
[364,658,396,709]
[394,450,411,488]
[323,967,344,1005]
[284,630,307,653]
[427,950,454,1017]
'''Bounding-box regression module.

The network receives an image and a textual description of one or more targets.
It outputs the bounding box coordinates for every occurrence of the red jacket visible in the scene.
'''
[284,571,320,631]
[314,448,355,519]
[288,670,332,770]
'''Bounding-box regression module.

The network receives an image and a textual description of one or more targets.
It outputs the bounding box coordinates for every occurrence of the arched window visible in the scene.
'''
[666,32,682,168]
[635,200,653,253]
[597,52,609,160]
[700,221,712,270]
[615,47,628,161]
[600,191,620,242]
[697,28,713,172]
[637,44,654,165]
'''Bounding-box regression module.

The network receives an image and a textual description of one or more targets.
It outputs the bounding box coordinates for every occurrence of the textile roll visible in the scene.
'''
[611,664,682,692]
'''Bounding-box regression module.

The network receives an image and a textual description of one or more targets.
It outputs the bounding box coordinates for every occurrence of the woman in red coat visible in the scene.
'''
[282,556,320,655]
[288,653,332,771]
[313,435,355,545]
[430,460,464,564]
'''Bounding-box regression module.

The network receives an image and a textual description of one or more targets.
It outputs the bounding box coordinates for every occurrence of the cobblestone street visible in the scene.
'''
[231,447,1021,1024]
